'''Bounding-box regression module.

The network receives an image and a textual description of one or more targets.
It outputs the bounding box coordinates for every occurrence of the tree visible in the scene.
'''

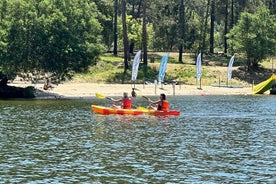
[178,0,185,62]
[200,0,210,54]
[227,6,276,70]
[113,0,118,56]
[142,0,148,77]
[0,0,103,83]
[121,0,130,79]
[150,1,179,51]
[224,0,229,55]
[94,0,113,52]
[209,0,215,54]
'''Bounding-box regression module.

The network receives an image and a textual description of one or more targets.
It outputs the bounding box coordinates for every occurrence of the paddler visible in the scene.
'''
[148,93,169,111]
[110,92,132,109]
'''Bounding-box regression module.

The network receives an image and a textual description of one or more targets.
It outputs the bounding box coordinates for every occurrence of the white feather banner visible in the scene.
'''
[158,53,169,82]
[131,50,141,81]
[196,53,202,81]
[227,55,235,81]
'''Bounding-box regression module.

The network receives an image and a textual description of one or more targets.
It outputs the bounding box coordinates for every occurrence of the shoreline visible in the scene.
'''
[10,81,254,99]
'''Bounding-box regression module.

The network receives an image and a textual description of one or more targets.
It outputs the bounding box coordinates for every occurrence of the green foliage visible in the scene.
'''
[94,0,113,51]
[150,1,180,51]
[117,15,154,51]
[0,0,275,86]
[0,0,104,82]
[227,6,276,69]
[149,0,208,53]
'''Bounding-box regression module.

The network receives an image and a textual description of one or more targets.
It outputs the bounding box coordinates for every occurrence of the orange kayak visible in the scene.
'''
[91,105,180,116]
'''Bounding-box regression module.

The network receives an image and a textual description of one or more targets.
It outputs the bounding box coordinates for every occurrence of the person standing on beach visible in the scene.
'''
[131,88,137,97]
[110,92,132,109]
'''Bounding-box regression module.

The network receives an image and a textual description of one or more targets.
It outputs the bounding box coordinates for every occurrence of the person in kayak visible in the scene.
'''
[110,92,132,109]
[148,93,169,110]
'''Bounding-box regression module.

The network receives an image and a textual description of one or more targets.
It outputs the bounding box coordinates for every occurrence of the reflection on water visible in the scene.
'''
[0,96,275,183]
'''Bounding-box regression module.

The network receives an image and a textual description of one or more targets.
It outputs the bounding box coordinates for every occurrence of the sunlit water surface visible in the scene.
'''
[0,95,275,183]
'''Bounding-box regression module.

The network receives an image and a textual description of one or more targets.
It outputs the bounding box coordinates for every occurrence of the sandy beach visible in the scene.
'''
[10,81,253,99]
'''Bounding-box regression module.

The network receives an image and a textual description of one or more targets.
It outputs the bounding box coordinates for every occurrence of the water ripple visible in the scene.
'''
[0,96,275,183]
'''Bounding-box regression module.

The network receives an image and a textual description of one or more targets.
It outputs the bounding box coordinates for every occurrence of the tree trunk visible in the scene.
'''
[178,0,185,63]
[224,0,229,55]
[201,0,210,54]
[142,0,148,78]
[113,0,118,56]
[137,0,142,18]
[121,0,129,78]
[230,0,234,29]
[209,0,215,54]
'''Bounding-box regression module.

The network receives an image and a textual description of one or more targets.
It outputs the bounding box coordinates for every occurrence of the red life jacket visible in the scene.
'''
[157,100,169,110]
[122,98,132,109]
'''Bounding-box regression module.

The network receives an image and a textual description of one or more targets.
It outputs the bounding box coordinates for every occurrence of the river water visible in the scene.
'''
[0,95,275,183]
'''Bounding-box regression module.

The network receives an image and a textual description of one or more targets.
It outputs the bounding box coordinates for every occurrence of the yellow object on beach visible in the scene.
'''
[252,74,276,94]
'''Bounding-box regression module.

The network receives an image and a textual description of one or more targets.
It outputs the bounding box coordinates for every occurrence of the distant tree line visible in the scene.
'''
[0,0,275,84]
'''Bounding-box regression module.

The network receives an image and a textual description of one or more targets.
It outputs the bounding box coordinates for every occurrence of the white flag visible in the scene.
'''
[196,53,202,81]
[131,50,141,81]
[227,55,235,81]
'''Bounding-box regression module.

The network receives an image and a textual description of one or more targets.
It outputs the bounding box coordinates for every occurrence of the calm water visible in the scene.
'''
[0,95,275,183]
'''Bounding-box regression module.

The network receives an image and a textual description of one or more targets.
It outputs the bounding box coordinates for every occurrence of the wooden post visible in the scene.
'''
[172,83,176,96]
[154,80,157,94]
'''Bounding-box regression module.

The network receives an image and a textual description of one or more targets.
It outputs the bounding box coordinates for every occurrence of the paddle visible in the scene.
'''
[142,95,156,105]
[141,95,160,110]
[96,92,141,109]
[95,93,112,100]
[137,96,156,112]
[137,106,148,111]
[142,95,150,101]
[95,92,153,110]
[135,96,152,110]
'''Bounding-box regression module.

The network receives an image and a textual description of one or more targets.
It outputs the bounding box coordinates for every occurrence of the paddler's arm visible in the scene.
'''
[109,97,122,104]
[143,96,159,107]
[148,98,160,105]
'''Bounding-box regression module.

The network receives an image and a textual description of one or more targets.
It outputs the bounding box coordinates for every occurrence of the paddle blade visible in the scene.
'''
[137,106,148,110]
[95,93,106,99]
[142,96,150,101]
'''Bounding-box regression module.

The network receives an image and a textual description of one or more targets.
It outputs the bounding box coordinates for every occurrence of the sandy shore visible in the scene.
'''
[10,81,253,99]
